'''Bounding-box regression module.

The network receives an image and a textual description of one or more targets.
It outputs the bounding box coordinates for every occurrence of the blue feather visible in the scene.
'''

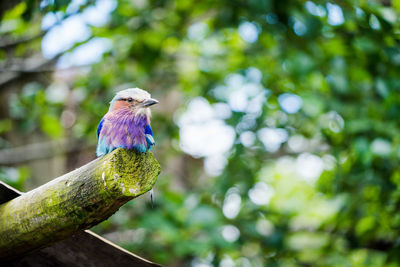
[96,137,107,156]
[145,124,155,149]
[97,117,105,140]
[145,124,153,136]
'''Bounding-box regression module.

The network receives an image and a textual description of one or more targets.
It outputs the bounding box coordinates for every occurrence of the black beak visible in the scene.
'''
[143,98,159,107]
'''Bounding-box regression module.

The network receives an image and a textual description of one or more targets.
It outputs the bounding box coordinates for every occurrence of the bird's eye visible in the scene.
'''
[127,97,133,102]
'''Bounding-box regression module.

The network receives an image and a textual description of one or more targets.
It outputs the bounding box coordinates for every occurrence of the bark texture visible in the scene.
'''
[0,148,160,260]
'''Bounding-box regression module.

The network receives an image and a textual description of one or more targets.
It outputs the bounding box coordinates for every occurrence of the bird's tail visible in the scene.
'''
[150,188,154,208]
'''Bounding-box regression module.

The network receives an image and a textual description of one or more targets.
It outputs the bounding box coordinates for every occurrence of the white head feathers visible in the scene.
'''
[109,88,152,111]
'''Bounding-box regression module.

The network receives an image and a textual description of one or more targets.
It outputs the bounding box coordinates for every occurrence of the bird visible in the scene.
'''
[97,88,158,206]
[96,88,158,157]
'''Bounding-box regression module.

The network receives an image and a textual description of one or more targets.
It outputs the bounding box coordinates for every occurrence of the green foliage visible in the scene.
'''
[0,167,29,191]
[3,0,400,266]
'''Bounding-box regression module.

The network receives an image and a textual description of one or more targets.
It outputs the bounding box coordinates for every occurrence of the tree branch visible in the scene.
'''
[0,138,93,165]
[0,56,59,87]
[0,148,161,260]
[0,33,45,50]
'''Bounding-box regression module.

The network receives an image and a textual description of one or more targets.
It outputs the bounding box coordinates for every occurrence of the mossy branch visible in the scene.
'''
[0,148,161,260]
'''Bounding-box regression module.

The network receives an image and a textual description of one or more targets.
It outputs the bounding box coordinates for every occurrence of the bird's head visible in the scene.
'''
[109,88,158,116]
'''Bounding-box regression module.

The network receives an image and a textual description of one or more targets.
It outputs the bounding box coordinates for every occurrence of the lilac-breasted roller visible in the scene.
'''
[96,88,158,157]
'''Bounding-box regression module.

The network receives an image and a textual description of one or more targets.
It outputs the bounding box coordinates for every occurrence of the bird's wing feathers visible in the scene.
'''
[145,124,155,147]
[97,117,105,140]
[145,124,153,136]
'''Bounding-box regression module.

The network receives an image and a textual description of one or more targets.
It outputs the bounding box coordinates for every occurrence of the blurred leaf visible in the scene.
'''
[40,114,63,138]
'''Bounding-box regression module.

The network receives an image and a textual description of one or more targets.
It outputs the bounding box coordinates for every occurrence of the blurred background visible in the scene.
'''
[1,0,400,266]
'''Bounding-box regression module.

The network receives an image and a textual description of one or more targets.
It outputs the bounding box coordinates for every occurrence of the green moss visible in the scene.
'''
[102,149,161,198]
[0,148,161,259]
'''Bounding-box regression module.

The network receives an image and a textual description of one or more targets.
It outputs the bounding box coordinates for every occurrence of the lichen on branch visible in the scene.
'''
[0,148,160,260]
